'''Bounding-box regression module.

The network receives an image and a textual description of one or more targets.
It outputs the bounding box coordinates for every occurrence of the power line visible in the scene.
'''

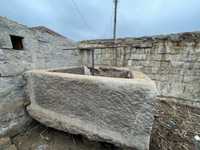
[70,0,92,31]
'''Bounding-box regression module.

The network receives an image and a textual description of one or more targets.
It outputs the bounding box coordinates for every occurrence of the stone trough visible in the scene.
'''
[25,66,158,150]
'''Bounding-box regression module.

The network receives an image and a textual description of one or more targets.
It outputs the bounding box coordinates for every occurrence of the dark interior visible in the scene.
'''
[50,67,133,79]
[50,67,85,74]
[10,35,24,50]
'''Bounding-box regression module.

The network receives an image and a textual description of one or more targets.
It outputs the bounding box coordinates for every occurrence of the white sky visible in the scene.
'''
[0,0,200,41]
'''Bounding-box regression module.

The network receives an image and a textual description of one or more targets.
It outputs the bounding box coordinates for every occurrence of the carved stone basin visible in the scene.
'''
[25,66,158,150]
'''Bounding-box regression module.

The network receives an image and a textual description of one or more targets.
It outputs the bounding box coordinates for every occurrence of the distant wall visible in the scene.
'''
[80,32,200,104]
[80,35,200,148]
[0,17,81,137]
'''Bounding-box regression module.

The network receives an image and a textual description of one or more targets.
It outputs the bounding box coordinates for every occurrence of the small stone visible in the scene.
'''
[0,137,16,150]
[7,145,17,150]
[0,137,11,146]
[195,135,200,141]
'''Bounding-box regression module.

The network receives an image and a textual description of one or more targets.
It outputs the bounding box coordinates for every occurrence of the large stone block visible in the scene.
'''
[0,77,31,137]
[25,67,158,150]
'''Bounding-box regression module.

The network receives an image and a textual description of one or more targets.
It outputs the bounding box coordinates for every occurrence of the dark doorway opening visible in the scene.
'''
[10,35,24,50]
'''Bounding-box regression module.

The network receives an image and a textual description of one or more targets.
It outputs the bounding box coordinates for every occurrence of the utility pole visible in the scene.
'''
[113,0,118,66]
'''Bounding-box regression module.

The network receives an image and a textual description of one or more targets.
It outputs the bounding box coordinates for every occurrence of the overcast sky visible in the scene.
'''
[0,0,200,41]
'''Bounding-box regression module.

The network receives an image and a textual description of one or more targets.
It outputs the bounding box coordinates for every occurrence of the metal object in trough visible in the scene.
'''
[25,66,158,150]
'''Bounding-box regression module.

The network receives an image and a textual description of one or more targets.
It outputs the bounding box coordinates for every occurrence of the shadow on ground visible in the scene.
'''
[9,98,200,150]
[12,121,130,150]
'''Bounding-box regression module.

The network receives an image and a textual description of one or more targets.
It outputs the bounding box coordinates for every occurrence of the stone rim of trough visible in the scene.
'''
[25,66,157,89]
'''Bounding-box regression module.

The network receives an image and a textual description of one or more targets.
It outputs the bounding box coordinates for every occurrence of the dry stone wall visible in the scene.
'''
[0,16,81,137]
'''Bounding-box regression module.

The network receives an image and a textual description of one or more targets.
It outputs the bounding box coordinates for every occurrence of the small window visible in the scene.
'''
[10,35,24,50]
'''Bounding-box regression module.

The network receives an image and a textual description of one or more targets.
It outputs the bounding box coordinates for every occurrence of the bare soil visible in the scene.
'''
[12,122,128,150]
[150,97,200,150]
[5,98,200,150]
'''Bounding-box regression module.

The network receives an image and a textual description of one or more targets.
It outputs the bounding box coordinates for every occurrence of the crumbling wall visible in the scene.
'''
[80,33,200,149]
[80,32,200,104]
[0,16,81,137]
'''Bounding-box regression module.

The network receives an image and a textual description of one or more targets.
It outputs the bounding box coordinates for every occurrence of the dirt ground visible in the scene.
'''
[150,97,200,150]
[3,98,200,150]
[12,121,128,150]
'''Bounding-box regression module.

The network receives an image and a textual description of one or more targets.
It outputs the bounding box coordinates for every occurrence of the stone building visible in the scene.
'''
[0,16,81,137]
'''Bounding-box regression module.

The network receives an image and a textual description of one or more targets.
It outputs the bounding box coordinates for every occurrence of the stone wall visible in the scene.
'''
[80,33,200,149]
[80,32,200,104]
[0,16,81,137]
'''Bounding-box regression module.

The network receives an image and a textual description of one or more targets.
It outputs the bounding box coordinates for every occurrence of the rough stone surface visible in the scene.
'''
[25,67,158,150]
[80,34,200,149]
[0,76,32,137]
[80,32,200,102]
[0,16,81,137]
